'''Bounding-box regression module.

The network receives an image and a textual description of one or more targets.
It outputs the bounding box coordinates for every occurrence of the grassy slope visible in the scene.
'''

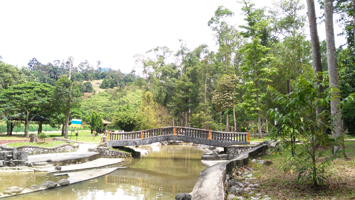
[81,86,144,121]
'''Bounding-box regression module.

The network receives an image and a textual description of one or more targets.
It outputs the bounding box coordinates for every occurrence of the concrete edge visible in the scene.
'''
[189,141,269,200]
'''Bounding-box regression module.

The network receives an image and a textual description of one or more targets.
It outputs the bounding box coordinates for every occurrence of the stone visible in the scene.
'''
[235,181,244,188]
[227,194,236,200]
[251,159,256,163]
[251,197,260,200]
[58,179,70,186]
[175,193,191,200]
[40,181,57,189]
[30,134,37,143]
[28,185,40,190]
[55,165,62,171]
[246,167,253,171]
[4,186,23,195]
[0,160,3,167]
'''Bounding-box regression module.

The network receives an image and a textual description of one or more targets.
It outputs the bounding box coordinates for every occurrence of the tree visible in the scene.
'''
[52,76,82,138]
[112,104,139,131]
[138,91,158,130]
[239,0,277,138]
[213,74,239,131]
[0,82,54,137]
[268,75,333,186]
[324,0,344,154]
[88,111,103,134]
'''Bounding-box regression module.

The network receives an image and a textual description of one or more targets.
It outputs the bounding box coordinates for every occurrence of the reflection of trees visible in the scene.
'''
[130,146,206,177]
[5,146,205,200]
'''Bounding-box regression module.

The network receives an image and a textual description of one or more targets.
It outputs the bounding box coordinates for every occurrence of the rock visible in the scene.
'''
[28,185,40,190]
[246,174,253,178]
[29,134,37,143]
[246,167,253,171]
[227,194,236,200]
[228,186,237,193]
[55,165,62,171]
[263,160,273,166]
[251,197,260,200]
[46,159,52,163]
[40,181,57,189]
[234,176,245,181]
[228,180,235,187]
[4,186,23,195]
[175,193,191,200]
[235,181,244,188]
[212,150,218,156]
[251,159,256,163]
[58,179,70,186]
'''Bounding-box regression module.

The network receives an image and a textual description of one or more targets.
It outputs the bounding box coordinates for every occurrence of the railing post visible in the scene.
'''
[141,130,144,139]
[247,132,250,142]
[174,127,176,136]
[208,130,212,140]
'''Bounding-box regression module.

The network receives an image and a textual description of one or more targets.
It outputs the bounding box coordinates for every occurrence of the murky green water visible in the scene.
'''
[4,145,206,200]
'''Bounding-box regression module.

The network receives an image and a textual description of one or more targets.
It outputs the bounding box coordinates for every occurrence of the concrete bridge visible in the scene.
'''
[107,126,250,148]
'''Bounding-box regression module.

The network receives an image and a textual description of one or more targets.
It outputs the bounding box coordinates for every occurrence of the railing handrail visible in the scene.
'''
[109,126,249,135]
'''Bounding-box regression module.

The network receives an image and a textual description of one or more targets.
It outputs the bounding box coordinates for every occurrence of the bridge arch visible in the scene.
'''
[107,126,250,148]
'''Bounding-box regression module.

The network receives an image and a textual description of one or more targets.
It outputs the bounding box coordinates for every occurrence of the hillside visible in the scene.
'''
[81,86,144,121]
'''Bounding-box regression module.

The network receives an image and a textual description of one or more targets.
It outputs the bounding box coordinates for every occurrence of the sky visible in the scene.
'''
[0,0,345,74]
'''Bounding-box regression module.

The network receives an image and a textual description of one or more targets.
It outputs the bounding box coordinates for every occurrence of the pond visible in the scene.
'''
[4,145,206,200]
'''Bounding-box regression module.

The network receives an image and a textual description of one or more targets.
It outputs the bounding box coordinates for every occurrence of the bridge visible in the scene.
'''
[107,126,250,147]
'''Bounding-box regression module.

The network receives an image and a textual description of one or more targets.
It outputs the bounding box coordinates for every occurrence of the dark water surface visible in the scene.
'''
[3,145,206,200]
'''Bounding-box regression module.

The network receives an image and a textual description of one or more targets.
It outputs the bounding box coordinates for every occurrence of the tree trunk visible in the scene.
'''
[254,46,262,139]
[266,118,269,133]
[61,124,65,136]
[225,114,229,132]
[38,121,42,134]
[24,118,29,137]
[324,0,343,154]
[7,120,10,136]
[185,112,188,127]
[233,100,236,132]
[64,105,70,139]
[220,112,222,131]
[306,0,326,135]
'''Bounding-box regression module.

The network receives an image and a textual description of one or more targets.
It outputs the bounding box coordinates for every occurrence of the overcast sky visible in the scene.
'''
[0,0,345,74]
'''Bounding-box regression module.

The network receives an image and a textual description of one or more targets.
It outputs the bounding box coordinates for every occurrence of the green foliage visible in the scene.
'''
[112,104,139,131]
[38,132,48,142]
[268,75,337,186]
[81,87,144,121]
[82,82,94,93]
[88,111,103,134]
[213,74,239,112]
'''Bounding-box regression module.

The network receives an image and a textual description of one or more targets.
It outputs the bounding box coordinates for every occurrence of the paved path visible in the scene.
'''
[28,143,98,163]
[40,158,126,173]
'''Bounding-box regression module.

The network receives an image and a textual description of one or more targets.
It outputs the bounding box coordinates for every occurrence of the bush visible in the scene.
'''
[38,132,48,142]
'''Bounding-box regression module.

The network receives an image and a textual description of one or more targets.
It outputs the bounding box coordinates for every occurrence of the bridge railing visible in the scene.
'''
[109,126,250,143]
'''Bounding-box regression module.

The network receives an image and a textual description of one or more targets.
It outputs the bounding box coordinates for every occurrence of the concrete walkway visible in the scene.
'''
[28,143,98,163]
[39,158,126,173]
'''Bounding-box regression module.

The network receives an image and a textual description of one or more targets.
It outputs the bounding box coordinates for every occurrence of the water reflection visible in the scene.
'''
[5,145,205,200]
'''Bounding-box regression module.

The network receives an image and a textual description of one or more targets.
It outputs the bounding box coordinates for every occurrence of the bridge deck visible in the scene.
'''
[108,126,250,147]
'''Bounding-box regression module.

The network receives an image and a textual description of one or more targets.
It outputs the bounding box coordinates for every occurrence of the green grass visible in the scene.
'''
[7,141,69,148]
[249,135,272,142]
[236,141,355,200]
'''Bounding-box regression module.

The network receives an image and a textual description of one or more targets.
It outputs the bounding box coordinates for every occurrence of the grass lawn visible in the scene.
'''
[249,135,272,142]
[241,141,355,200]
[0,135,29,140]
[58,130,104,143]
[7,141,70,148]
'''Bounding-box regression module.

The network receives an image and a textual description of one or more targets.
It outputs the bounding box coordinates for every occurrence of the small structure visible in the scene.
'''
[0,146,28,167]
[102,119,111,134]
[6,113,50,135]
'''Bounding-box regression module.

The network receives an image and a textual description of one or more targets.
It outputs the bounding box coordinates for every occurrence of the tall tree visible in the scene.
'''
[324,0,343,154]
[239,0,277,138]
[306,0,325,122]
[52,76,82,138]
[212,74,239,131]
